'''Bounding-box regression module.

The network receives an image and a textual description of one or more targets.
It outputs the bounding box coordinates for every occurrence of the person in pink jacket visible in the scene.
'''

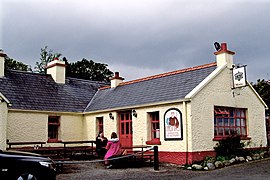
[104,132,122,167]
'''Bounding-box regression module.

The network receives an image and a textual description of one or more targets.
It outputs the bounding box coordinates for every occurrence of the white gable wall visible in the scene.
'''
[0,101,8,150]
[189,67,267,152]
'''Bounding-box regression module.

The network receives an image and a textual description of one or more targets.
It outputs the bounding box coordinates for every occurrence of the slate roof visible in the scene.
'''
[85,62,217,112]
[0,70,108,112]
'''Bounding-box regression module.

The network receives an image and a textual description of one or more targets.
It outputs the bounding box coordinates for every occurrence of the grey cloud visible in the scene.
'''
[2,0,270,82]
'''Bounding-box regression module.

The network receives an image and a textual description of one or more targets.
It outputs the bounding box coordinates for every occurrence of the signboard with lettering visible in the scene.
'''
[164,108,183,140]
[233,66,246,88]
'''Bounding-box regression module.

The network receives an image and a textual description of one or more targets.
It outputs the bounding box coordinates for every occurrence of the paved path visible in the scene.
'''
[57,158,270,180]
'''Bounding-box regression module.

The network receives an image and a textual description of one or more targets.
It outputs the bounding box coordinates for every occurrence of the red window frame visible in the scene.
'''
[97,117,104,133]
[48,116,60,142]
[214,107,248,140]
[146,111,161,145]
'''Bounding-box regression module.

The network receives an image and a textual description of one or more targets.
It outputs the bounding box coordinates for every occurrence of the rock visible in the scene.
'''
[223,160,231,166]
[214,161,224,168]
[192,164,203,170]
[235,156,240,162]
[229,158,236,164]
[252,154,260,160]
[239,157,245,162]
[187,166,192,170]
[260,152,265,158]
[206,162,215,170]
[246,156,252,161]
[204,167,209,171]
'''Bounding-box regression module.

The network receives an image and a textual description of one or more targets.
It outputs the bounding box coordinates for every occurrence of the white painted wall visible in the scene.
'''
[0,101,8,150]
[6,111,85,145]
[190,67,267,152]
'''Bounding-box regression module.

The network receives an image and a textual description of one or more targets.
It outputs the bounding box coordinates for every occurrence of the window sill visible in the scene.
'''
[213,136,251,141]
[47,139,62,143]
[146,139,161,145]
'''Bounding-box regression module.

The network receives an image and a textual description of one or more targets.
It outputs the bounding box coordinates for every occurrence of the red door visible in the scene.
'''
[119,111,133,147]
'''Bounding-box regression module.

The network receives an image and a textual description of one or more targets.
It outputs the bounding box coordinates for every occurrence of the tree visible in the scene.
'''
[252,79,270,113]
[34,46,61,74]
[65,58,114,82]
[4,56,32,72]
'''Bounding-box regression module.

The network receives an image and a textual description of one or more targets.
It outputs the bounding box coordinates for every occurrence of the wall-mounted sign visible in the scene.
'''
[164,108,183,140]
[233,66,247,88]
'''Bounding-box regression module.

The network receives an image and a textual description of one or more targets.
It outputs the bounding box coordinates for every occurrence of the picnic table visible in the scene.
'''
[121,145,153,163]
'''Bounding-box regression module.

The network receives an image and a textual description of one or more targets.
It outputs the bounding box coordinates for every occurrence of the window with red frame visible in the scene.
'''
[149,111,160,140]
[97,117,104,133]
[48,116,60,142]
[214,107,247,139]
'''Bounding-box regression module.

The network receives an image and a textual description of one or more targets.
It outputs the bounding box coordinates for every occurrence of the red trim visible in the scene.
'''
[0,52,6,57]
[214,43,235,55]
[213,136,251,141]
[47,139,62,143]
[46,62,66,69]
[158,151,216,165]
[146,139,161,145]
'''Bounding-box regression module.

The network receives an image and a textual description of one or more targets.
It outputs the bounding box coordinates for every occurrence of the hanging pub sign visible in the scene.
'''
[164,108,183,140]
[232,66,247,88]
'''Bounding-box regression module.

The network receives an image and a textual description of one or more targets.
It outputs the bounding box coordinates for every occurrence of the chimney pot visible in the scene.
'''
[111,71,124,88]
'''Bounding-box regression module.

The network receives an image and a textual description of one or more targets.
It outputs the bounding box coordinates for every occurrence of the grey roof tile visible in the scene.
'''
[85,63,217,112]
[0,70,108,112]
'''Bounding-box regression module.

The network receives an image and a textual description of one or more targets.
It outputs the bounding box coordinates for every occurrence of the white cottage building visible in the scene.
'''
[0,43,267,164]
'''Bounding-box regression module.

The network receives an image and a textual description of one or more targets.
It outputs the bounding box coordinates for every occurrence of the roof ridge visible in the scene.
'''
[99,62,217,90]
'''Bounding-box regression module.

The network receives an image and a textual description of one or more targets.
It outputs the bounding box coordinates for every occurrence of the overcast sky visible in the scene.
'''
[1,0,270,82]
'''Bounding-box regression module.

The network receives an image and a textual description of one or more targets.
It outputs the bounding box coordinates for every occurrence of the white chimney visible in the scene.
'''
[0,50,6,78]
[214,43,235,68]
[46,58,66,84]
[111,72,124,88]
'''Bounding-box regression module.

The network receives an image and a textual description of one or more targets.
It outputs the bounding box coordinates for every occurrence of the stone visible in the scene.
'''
[192,164,203,170]
[235,156,240,162]
[229,158,236,164]
[252,154,260,160]
[246,156,252,161]
[214,161,224,168]
[204,167,209,171]
[187,166,192,170]
[223,160,231,166]
[239,157,245,162]
[206,162,215,170]
[260,152,265,158]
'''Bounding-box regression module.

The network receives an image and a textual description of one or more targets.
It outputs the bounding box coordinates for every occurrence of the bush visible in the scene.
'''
[214,135,246,157]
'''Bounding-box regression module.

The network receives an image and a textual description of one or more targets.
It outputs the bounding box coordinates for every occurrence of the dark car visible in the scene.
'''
[0,150,56,180]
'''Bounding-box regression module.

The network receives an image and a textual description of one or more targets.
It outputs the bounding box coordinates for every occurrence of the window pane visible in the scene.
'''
[224,118,229,126]
[225,128,230,135]
[241,119,246,126]
[236,119,241,126]
[218,118,223,126]
[236,127,241,135]
[126,122,129,134]
[230,118,234,126]
[241,127,246,135]
[218,128,224,136]
[121,123,125,134]
[229,110,234,117]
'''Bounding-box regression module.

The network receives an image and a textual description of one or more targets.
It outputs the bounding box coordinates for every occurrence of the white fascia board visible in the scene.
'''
[0,92,11,105]
[246,82,268,109]
[185,65,227,99]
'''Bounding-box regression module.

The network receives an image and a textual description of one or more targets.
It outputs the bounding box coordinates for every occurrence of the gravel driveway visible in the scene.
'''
[57,158,270,180]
